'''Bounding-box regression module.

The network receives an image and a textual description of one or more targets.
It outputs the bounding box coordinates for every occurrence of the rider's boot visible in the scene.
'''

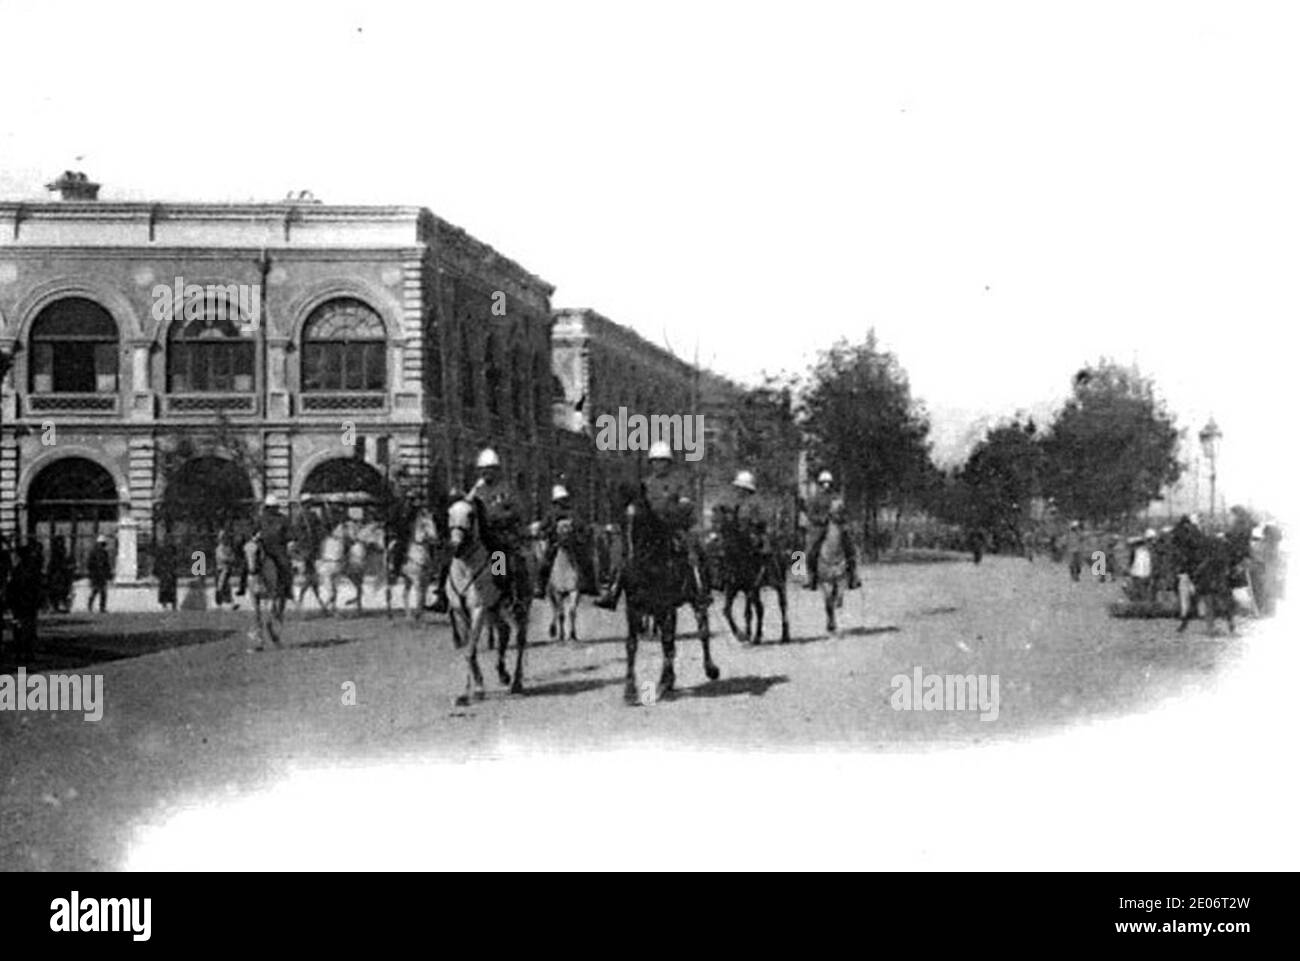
[430,562,450,613]
[594,572,622,610]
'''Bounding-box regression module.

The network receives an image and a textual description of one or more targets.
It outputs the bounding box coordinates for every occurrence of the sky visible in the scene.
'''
[1,0,1296,517]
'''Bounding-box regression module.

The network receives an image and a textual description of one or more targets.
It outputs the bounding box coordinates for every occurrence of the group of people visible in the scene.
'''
[1064,507,1285,629]
[1,443,864,656]
[0,532,114,656]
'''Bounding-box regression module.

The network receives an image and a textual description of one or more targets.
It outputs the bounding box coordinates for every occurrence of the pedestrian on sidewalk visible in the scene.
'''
[88,535,113,612]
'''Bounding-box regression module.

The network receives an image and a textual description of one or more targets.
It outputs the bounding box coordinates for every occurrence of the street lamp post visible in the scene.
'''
[1198,417,1222,520]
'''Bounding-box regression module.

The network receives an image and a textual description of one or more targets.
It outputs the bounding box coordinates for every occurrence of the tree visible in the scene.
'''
[958,416,1043,548]
[799,330,933,555]
[734,372,802,521]
[1040,359,1182,525]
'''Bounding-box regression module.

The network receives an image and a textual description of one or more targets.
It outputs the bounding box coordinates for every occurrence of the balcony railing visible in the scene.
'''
[25,393,119,415]
[300,392,388,413]
[164,394,258,415]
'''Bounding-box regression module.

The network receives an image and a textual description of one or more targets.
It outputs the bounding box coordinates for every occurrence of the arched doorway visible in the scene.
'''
[157,456,256,573]
[26,457,120,575]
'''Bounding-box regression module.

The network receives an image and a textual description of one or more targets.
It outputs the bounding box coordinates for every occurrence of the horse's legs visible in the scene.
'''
[751,589,764,644]
[723,587,743,641]
[548,586,559,639]
[657,607,677,699]
[699,603,720,682]
[624,605,640,705]
[510,608,527,694]
[493,615,512,687]
[566,591,579,642]
[822,582,837,635]
[776,583,791,643]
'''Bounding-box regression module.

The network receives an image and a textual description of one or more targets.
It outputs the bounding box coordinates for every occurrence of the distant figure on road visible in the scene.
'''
[155,536,179,611]
[6,543,43,657]
[87,535,113,612]
[1067,521,1086,582]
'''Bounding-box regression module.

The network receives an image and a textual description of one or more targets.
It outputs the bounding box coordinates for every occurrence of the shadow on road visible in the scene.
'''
[681,674,789,699]
[520,676,626,699]
[0,627,234,673]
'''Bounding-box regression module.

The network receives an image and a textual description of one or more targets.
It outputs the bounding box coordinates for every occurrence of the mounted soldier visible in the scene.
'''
[536,484,594,597]
[257,494,295,602]
[465,448,532,622]
[803,469,859,590]
[595,439,708,610]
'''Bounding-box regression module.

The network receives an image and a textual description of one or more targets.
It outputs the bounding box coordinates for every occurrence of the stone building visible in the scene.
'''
[550,307,701,524]
[0,175,560,580]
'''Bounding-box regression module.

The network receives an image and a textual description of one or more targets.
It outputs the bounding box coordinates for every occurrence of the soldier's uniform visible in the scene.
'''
[536,490,594,596]
[596,447,708,609]
[469,474,531,618]
[257,500,295,601]
[803,478,857,589]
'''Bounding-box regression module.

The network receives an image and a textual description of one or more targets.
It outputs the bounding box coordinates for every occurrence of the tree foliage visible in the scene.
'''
[799,331,933,537]
[1039,359,1182,524]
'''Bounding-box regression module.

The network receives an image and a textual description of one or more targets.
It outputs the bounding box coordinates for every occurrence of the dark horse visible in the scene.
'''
[716,511,791,644]
[621,501,720,705]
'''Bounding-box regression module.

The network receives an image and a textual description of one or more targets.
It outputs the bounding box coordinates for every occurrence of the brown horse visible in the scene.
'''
[621,502,719,705]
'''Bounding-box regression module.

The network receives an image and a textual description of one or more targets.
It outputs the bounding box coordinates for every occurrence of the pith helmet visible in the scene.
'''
[476,448,501,469]
[817,470,833,484]
[733,470,757,492]
[648,440,673,461]
[264,493,281,508]
[551,484,570,502]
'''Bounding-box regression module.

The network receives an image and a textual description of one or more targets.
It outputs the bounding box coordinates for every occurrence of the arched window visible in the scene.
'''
[29,298,118,394]
[484,330,501,416]
[168,303,254,393]
[301,298,386,392]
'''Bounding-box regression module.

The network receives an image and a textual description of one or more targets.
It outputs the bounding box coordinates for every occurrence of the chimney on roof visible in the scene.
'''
[46,171,101,201]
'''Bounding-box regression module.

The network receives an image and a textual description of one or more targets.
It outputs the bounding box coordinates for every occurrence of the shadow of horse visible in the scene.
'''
[680,674,789,699]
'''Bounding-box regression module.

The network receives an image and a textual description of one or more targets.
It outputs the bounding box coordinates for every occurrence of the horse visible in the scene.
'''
[243,535,286,651]
[399,508,440,622]
[621,502,719,705]
[716,511,791,644]
[315,520,385,614]
[445,498,527,706]
[544,516,583,642]
[817,512,854,636]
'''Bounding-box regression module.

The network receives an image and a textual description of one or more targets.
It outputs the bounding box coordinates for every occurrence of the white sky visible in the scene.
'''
[1,0,1296,516]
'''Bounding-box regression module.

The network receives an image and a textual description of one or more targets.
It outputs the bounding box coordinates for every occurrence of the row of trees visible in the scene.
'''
[734,330,1185,543]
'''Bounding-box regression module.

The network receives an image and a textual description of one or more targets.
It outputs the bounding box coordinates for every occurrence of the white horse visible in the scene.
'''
[545,517,582,642]
[818,508,855,637]
[400,508,440,621]
[315,520,385,614]
[446,498,526,706]
[243,535,286,651]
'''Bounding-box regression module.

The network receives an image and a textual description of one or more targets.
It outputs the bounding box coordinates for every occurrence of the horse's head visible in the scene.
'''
[411,508,438,545]
[447,499,479,554]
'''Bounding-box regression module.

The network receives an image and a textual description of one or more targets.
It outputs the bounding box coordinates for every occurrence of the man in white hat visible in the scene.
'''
[466,447,531,620]
[802,469,858,590]
[595,440,703,609]
[1127,528,1156,601]
[535,482,591,597]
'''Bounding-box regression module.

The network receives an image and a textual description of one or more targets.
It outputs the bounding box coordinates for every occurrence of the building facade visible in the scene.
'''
[0,179,559,580]
[550,307,700,524]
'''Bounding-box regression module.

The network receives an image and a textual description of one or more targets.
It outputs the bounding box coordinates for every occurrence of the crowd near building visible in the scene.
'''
[0,173,744,584]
